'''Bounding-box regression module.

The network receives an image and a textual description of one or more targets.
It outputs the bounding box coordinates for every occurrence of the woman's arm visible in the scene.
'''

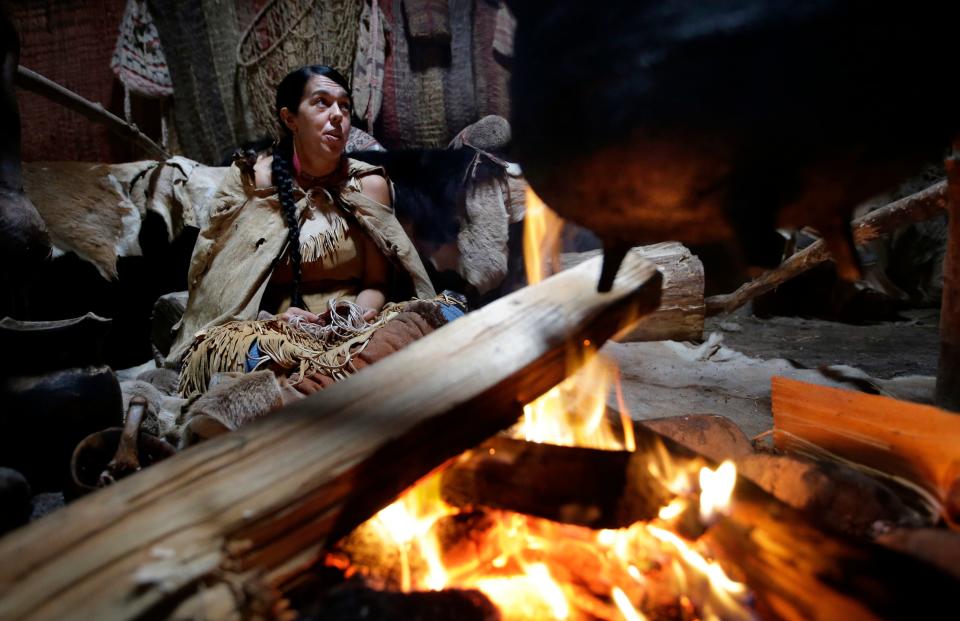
[356,173,393,319]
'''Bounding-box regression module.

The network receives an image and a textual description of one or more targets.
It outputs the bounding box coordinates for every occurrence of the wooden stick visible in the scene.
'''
[706,181,949,316]
[937,140,960,411]
[772,376,960,526]
[14,65,171,161]
[0,252,661,621]
[440,428,959,621]
[562,242,705,342]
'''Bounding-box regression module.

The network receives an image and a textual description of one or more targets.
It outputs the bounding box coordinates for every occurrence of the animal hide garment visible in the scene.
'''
[22,159,227,280]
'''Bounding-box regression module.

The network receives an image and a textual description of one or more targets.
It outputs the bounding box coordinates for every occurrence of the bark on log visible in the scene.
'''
[0,252,661,621]
[562,242,705,342]
[14,66,170,161]
[440,428,959,621]
[706,181,949,316]
[772,376,960,527]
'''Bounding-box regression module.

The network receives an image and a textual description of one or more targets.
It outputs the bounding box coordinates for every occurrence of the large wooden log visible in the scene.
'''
[562,242,705,342]
[0,252,661,621]
[772,376,960,526]
[440,428,959,621]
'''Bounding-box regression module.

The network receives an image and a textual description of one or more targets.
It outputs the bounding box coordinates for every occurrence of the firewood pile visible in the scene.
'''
[2,249,960,621]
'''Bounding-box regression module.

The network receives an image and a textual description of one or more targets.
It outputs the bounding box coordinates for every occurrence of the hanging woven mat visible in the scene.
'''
[237,0,361,137]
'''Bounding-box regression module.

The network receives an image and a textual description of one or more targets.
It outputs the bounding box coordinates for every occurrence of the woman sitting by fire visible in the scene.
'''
[167,65,463,404]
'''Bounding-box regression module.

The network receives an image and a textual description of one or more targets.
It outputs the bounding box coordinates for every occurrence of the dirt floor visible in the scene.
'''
[610,307,941,439]
[707,307,940,379]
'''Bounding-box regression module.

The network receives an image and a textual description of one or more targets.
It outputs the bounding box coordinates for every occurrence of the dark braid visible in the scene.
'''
[272,135,307,310]
[272,65,351,310]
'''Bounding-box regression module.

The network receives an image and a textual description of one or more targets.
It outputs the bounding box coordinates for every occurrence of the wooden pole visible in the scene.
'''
[937,140,960,411]
[706,181,949,317]
[14,65,171,161]
[0,252,661,621]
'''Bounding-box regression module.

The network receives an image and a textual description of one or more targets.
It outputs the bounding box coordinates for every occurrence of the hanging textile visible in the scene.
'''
[111,0,173,98]
[352,0,387,129]
[149,0,246,163]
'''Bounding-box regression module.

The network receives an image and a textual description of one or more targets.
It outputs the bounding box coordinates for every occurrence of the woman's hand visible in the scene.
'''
[278,306,321,324]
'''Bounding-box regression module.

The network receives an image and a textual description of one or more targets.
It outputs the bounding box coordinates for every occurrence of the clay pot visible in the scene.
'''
[0,313,122,490]
[69,397,175,498]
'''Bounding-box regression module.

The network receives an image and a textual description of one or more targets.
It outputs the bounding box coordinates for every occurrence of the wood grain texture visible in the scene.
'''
[772,376,960,525]
[442,422,960,621]
[562,242,704,342]
[0,252,661,621]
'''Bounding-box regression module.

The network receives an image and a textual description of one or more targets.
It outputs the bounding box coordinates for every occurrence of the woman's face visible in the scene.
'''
[283,74,352,160]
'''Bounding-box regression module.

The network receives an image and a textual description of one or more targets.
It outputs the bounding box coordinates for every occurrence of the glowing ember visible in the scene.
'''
[331,190,754,620]
[699,460,737,524]
[612,586,648,621]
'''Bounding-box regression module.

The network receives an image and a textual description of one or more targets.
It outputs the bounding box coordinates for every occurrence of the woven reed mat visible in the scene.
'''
[352,0,387,129]
[237,0,362,139]
[150,0,245,163]
[442,0,477,137]
[15,0,127,161]
[401,0,450,42]
[472,0,511,120]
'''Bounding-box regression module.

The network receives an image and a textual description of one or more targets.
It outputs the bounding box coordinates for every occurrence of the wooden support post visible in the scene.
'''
[0,252,661,621]
[937,140,960,411]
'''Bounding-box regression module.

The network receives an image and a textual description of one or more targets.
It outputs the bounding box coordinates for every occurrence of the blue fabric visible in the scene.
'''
[245,342,267,372]
[438,302,466,322]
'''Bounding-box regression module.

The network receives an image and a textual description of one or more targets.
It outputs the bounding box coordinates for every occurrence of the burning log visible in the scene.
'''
[771,376,960,526]
[562,242,705,342]
[439,428,959,620]
[0,252,661,621]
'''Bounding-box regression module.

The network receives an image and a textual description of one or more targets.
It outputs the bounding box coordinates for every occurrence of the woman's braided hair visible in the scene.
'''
[272,65,352,310]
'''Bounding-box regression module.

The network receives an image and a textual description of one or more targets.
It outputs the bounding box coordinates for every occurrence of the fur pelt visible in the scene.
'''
[120,379,166,437]
[352,116,527,295]
[22,158,227,280]
[137,367,180,396]
[181,370,283,447]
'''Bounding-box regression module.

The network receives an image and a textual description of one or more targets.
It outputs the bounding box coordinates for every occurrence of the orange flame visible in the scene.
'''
[348,197,753,619]
[523,187,564,285]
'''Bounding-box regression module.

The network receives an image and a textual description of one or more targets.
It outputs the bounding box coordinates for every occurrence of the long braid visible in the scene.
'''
[272,135,307,310]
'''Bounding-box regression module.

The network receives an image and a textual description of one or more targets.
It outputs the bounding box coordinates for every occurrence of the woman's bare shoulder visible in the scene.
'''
[253,154,274,189]
[359,173,391,206]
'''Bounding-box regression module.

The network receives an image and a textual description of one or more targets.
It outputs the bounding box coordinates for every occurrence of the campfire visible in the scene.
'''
[313,194,754,621]
[324,352,754,621]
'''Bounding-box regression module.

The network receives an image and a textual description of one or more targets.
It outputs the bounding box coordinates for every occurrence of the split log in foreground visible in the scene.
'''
[0,253,661,621]
[562,242,705,342]
[706,180,949,316]
[772,376,960,526]
[440,432,959,621]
